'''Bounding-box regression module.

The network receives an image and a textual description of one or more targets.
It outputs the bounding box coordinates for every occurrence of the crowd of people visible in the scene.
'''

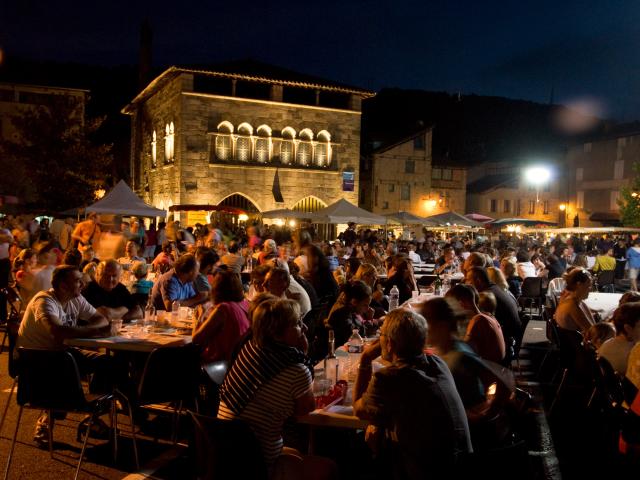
[2,212,640,478]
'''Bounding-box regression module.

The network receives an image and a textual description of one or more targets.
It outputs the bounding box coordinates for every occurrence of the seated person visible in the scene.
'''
[420,297,514,447]
[325,280,375,347]
[149,253,202,311]
[218,299,336,479]
[82,259,142,322]
[151,242,175,273]
[598,303,640,375]
[192,269,249,363]
[266,259,311,317]
[194,247,219,304]
[131,261,153,307]
[383,257,415,305]
[220,241,245,274]
[17,265,118,445]
[353,308,472,478]
[263,266,312,318]
[446,284,505,364]
[435,246,460,275]
[246,264,271,301]
[554,269,595,334]
[117,240,145,270]
[585,322,616,351]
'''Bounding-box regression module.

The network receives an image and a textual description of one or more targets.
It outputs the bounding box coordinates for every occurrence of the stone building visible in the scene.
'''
[565,126,640,227]
[360,128,466,216]
[466,163,562,224]
[122,62,374,222]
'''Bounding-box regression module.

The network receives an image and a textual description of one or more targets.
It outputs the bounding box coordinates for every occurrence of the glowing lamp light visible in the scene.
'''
[288,220,296,228]
[524,166,551,186]
[274,218,285,227]
[424,199,437,210]
[559,204,566,211]
[94,188,106,199]
[506,224,522,233]
[238,213,249,222]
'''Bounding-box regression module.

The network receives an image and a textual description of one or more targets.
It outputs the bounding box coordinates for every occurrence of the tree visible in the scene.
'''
[0,95,113,212]
[618,162,640,227]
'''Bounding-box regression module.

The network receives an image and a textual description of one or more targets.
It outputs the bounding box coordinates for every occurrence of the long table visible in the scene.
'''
[584,292,622,320]
[297,405,368,453]
[65,326,192,353]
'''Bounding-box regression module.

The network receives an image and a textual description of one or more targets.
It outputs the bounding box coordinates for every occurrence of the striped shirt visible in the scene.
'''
[218,363,312,465]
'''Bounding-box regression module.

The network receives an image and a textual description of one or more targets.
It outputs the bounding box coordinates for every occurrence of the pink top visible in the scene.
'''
[465,313,506,364]
[201,299,250,363]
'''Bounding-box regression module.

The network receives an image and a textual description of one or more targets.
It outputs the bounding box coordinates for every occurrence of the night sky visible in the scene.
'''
[2,0,640,120]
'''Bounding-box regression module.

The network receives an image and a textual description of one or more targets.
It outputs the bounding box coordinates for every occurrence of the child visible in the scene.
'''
[585,322,616,351]
[131,261,153,296]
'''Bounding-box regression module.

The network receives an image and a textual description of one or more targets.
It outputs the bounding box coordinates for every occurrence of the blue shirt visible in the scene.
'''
[150,269,196,310]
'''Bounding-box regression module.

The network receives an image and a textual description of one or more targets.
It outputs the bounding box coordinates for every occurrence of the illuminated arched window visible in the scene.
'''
[255,125,272,163]
[297,128,313,166]
[215,121,234,161]
[164,122,175,163]
[151,130,157,168]
[236,122,253,162]
[280,127,296,165]
[314,130,331,167]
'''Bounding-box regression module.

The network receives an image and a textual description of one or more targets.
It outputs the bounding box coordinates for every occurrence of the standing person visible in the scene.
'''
[626,238,640,292]
[155,222,167,256]
[31,242,58,295]
[143,223,157,261]
[59,218,74,251]
[353,309,472,479]
[592,248,616,273]
[71,212,101,252]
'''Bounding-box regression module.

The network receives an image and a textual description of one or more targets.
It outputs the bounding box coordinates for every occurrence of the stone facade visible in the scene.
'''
[124,67,371,221]
[361,129,466,217]
[565,133,639,226]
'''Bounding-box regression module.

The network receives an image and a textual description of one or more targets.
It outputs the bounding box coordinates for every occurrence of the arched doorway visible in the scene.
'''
[292,196,333,239]
[218,193,260,213]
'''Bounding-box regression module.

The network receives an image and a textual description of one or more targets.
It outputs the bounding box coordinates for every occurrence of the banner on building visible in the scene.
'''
[342,172,355,192]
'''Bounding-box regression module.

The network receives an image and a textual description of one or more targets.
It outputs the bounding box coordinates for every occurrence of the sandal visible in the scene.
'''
[76,416,110,442]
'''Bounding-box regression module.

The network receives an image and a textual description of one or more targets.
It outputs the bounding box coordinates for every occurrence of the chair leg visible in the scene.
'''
[126,401,140,470]
[48,409,54,458]
[0,379,16,435]
[75,416,93,480]
[110,399,118,464]
[549,368,568,416]
[3,406,23,480]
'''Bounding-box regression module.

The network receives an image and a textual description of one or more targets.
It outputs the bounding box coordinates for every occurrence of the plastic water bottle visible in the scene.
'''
[347,329,364,382]
[389,285,400,311]
[144,301,156,331]
[171,300,180,324]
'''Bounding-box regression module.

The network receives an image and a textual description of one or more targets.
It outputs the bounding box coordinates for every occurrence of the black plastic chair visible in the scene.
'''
[189,411,268,480]
[548,326,586,416]
[118,343,201,445]
[518,277,543,319]
[594,270,615,293]
[200,360,228,416]
[4,348,115,480]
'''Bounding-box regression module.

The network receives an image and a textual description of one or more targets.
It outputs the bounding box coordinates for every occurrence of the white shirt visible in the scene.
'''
[408,251,422,264]
[18,290,96,350]
[517,261,537,279]
[287,277,311,317]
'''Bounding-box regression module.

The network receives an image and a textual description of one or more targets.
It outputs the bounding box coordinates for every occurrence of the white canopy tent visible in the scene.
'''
[383,211,435,226]
[85,180,167,217]
[315,199,387,225]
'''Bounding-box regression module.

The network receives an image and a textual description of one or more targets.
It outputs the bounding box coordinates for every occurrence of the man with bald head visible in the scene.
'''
[462,252,487,275]
[82,259,142,321]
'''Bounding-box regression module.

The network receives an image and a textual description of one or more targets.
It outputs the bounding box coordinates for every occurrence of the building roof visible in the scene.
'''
[0,82,90,94]
[123,60,374,113]
[367,126,433,155]
[467,173,519,194]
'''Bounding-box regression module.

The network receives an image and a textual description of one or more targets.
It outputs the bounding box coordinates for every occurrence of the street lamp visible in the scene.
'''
[524,166,551,203]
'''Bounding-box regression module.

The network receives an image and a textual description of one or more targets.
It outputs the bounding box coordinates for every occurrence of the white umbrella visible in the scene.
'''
[315,199,387,225]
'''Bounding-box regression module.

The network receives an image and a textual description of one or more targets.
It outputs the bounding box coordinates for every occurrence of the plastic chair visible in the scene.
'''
[200,360,228,416]
[189,411,268,480]
[518,277,543,319]
[3,348,116,480]
[118,343,201,445]
[594,270,615,293]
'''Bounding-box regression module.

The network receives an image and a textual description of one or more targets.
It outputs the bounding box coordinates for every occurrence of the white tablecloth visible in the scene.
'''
[584,292,622,320]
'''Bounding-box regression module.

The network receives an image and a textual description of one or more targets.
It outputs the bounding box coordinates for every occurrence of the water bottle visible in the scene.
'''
[347,329,364,382]
[171,300,180,324]
[144,301,156,331]
[389,285,400,311]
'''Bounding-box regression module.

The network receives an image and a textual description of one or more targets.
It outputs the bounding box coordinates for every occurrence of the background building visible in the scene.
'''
[360,128,466,216]
[123,62,373,222]
[565,125,640,227]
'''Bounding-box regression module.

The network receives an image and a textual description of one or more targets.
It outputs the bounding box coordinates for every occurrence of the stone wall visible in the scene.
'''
[132,72,361,213]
